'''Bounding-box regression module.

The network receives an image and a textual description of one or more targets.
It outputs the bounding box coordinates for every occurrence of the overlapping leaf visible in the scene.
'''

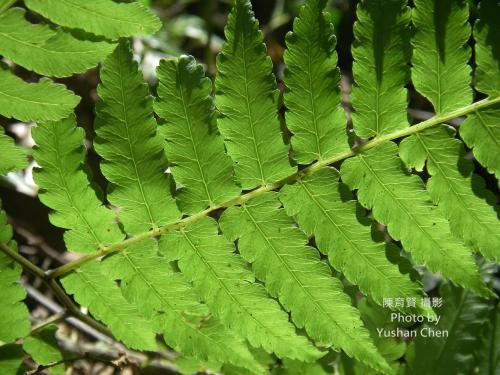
[280,168,425,311]
[103,241,263,373]
[400,125,500,260]
[0,8,115,77]
[220,193,391,374]
[341,142,489,297]
[24,0,161,39]
[160,217,321,362]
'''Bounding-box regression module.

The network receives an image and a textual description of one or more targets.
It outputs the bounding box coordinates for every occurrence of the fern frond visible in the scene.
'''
[0,205,30,343]
[280,168,425,311]
[0,8,114,77]
[0,68,79,122]
[460,0,500,179]
[62,261,157,351]
[103,241,263,373]
[351,0,411,137]
[95,41,180,234]
[0,128,26,175]
[32,116,123,253]
[406,279,493,374]
[283,0,347,163]
[159,217,322,362]
[23,326,65,375]
[215,0,295,189]
[340,142,490,297]
[400,126,500,260]
[411,0,472,113]
[24,0,161,39]
[154,56,240,214]
[96,42,260,371]
[220,193,391,374]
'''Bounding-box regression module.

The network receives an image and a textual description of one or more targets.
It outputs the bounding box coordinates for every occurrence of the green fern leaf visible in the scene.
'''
[412,0,472,113]
[159,217,322,362]
[215,0,295,189]
[103,241,263,373]
[406,279,493,374]
[154,56,240,214]
[400,126,500,260]
[0,128,27,175]
[340,142,489,297]
[0,205,30,343]
[24,0,161,39]
[283,0,347,163]
[23,326,65,375]
[350,0,411,137]
[32,116,123,253]
[62,261,158,351]
[96,41,260,371]
[95,41,181,234]
[280,168,425,311]
[0,68,79,122]
[0,8,115,77]
[460,0,500,179]
[220,193,391,374]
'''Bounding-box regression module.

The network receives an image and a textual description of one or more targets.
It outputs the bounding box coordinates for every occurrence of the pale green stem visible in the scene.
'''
[35,96,500,279]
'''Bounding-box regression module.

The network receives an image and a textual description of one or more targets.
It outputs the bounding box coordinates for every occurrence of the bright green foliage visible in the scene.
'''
[32,116,123,253]
[155,56,240,214]
[0,128,26,175]
[0,206,30,343]
[276,359,331,375]
[280,168,424,311]
[23,326,65,375]
[215,0,295,189]
[400,126,500,260]
[104,241,262,373]
[0,8,114,77]
[351,0,411,137]
[95,42,180,234]
[221,193,391,374]
[341,142,489,297]
[24,0,161,39]
[411,0,472,113]
[460,0,500,179]
[159,217,321,362]
[283,0,347,163]
[0,68,79,122]
[62,261,157,351]
[406,281,492,375]
[0,344,25,375]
